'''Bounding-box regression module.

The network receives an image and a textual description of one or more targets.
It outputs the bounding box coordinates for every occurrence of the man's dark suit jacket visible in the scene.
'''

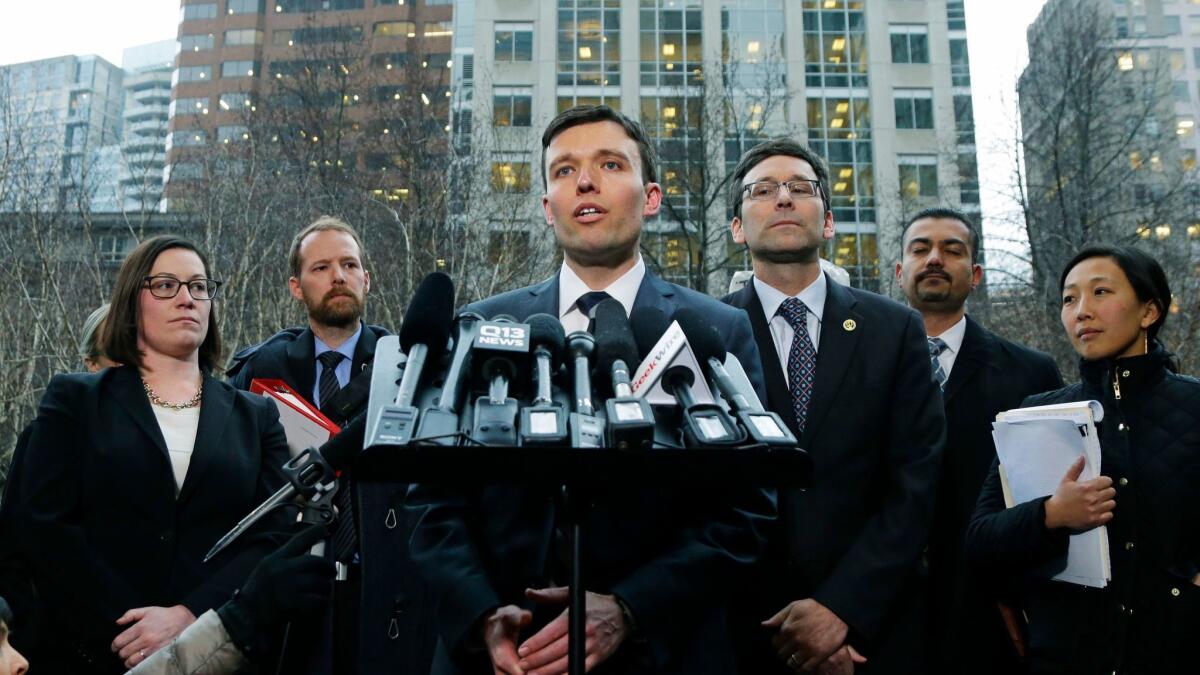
[405,270,777,675]
[227,320,436,675]
[0,426,42,659]
[926,316,1062,675]
[724,276,945,674]
[17,365,290,674]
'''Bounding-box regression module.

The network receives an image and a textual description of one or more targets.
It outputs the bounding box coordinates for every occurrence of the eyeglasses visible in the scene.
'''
[742,179,822,201]
[143,275,223,301]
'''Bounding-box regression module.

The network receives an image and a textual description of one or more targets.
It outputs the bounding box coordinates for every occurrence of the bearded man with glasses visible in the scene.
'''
[722,139,945,675]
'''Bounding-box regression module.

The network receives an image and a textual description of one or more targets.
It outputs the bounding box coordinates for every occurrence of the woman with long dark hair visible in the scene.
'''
[967,245,1199,673]
[18,236,290,674]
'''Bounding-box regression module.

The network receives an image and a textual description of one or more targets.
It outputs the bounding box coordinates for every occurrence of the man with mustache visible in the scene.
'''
[895,208,1060,675]
[722,139,945,674]
[227,216,434,675]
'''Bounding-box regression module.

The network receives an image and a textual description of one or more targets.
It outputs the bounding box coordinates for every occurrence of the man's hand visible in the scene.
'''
[814,645,867,675]
[516,586,628,675]
[762,599,848,672]
[112,604,196,669]
[482,605,533,675]
[1044,455,1115,531]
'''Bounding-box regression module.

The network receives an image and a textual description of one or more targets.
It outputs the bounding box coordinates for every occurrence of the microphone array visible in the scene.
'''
[206,272,800,561]
[357,273,799,454]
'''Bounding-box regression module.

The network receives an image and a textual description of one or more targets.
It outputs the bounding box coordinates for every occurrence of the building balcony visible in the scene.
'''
[127,118,167,136]
[125,101,169,120]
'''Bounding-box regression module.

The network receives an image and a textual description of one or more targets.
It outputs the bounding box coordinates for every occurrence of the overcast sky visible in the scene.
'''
[0,0,1048,265]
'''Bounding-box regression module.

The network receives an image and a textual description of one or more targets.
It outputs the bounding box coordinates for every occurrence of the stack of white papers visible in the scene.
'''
[992,401,1110,588]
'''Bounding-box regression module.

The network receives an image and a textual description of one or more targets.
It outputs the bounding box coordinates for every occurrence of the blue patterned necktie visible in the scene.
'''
[317,350,345,411]
[777,298,817,434]
[317,350,356,561]
[928,336,948,389]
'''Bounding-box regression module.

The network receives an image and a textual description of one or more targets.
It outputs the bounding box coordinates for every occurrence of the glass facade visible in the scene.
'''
[802,1,867,88]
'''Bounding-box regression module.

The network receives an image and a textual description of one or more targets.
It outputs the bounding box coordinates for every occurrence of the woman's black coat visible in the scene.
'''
[966,346,1200,674]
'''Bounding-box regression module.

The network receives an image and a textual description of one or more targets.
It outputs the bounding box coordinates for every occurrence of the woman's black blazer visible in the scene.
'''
[18,365,290,668]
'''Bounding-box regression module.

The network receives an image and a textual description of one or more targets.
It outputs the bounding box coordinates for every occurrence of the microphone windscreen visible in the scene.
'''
[399,272,455,352]
[527,313,566,366]
[629,306,668,359]
[491,313,518,322]
[319,412,366,471]
[673,308,725,365]
[593,299,639,374]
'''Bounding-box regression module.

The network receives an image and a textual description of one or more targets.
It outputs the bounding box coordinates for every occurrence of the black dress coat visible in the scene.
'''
[227,321,436,675]
[17,366,290,674]
[966,346,1200,674]
[723,276,946,674]
[0,426,42,659]
[926,316,1062,674]
[405,271,777,675]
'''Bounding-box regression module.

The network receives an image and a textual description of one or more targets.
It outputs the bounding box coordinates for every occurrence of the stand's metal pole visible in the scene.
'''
[565,484,586,675]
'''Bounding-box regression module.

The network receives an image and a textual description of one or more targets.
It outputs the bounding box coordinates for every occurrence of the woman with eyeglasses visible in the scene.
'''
[967,245,1199,674]
[18,236,290,674]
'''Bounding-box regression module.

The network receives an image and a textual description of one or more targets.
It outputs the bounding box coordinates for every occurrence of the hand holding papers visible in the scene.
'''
[992,401,1111,588]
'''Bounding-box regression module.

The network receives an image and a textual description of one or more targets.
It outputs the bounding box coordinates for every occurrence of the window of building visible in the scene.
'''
[958,153,980,204]
[1176,81,1191,102]
[557,95,620,113]
[180,33,215,52]
[375,21,416,38]
[827,232,880,292]
[559,0,621,88]
[953,94,975,145]
[172,97,211,116]
[638,1,700,87]
[167,162,204,181]
[277,25,363,45]
[274,0,363,12]
[949,38,971,86]
[181,3,217,21]
[1170,49,1186,72]
[494,87,533,127]
[945,0,966,30]
[894,89,934,129]
[495,23,534,62]
[491,155,531,193]
[1164,15,1183,35]
[424,21,453,37]
[224,29,263,46]
[175,65,212,83]
[487,229,531,264]
[802,3,868,88]
[221,60,258,78]
[898,155,938,198]
[1178,115,1196,138]
[218,126,250,143]
[372,53,410,71]
[96,235,131,264]
[169,129,208,147]
[227,0,262,14]
[219,92,254,110]
[889,24,928,64]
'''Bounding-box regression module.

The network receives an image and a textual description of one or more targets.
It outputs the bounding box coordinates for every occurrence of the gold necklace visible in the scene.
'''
[142,378,203,410]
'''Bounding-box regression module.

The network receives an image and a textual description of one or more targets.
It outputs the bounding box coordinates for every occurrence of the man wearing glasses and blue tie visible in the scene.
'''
[723,139,945,675]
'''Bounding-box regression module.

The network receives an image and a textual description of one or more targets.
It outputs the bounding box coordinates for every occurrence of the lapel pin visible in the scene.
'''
[843,319,856,332]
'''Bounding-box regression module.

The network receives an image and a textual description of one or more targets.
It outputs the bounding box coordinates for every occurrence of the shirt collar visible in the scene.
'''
[558,255,646,320]
[931,314,967,354]
[313,321,362,362]
[753,272,827,324]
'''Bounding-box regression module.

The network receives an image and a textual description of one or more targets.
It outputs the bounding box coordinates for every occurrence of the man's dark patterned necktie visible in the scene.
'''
[777,298,817,434]
[317,351,356,561]
[928,337,948,389]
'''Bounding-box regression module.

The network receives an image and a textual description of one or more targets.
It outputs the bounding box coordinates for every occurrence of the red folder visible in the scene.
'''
[250,378,340,457]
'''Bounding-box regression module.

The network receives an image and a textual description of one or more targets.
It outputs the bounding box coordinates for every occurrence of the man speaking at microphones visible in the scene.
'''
[405,105,775,675]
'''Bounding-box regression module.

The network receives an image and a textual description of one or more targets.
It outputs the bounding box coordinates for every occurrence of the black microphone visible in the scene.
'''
[565,330,604,448]
[471,314,529,445]
[673,310,798,447]
[371,272,455,445]
[593,299,655,451]
[206,414,368,562]
[629,307,669,361]
[519,314,569,446]
[659,310,744,447]
[413,311,482,445]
